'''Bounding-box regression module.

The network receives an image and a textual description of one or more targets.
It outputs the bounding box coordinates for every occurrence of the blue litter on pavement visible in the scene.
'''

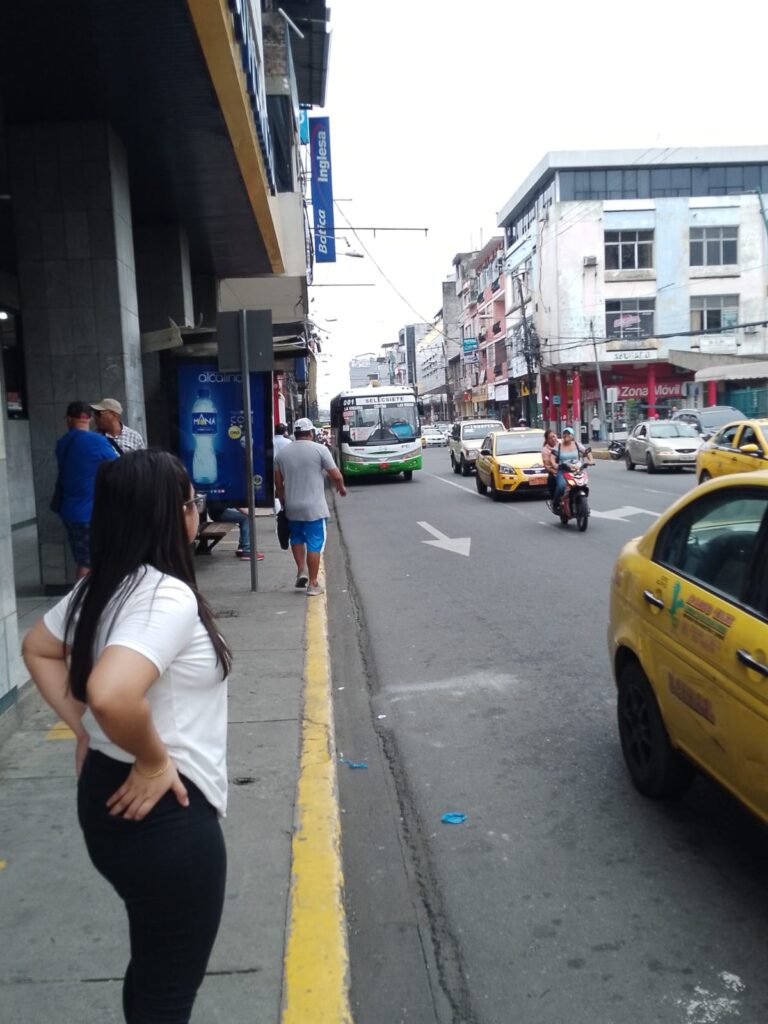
[441,812,467,824]
[339,757,368,769]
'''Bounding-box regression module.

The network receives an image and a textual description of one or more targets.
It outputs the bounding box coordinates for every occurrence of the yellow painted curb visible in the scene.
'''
[281,574,352,1024]
[46,720,76,740]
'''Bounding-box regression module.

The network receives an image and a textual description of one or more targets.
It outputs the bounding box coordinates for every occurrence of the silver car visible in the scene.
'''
[625,419,702,473]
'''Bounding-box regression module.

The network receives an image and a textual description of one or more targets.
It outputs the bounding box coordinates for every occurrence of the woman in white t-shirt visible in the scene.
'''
[22,449,232,1024]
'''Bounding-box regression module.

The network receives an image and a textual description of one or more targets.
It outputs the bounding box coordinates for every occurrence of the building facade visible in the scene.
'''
[0,0,331,714]
[497,148,768,433]
[349,354,381,388]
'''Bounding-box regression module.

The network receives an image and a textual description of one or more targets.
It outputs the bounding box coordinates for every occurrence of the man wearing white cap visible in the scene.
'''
[274,417,346,596]
[91,398,146,453]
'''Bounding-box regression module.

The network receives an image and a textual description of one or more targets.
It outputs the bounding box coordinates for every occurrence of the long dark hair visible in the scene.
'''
[65,450,231,701]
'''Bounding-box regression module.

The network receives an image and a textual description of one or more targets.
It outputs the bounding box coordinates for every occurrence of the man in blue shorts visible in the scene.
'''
[274,417,346,596]
[54,401,119,578]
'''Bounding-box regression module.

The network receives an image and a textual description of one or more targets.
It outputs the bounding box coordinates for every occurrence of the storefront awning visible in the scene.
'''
[695,361,768,383]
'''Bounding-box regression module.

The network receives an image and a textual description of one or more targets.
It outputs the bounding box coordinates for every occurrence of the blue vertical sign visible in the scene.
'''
[310,116,336,263]
[176,363,268,505]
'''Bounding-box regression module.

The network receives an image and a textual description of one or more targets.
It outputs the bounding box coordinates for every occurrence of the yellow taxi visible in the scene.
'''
[609,471,768,821]
[696,418,768,483]
[474,429,548,500]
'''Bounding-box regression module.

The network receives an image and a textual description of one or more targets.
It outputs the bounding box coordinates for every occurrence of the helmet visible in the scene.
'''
[562,426,575,436]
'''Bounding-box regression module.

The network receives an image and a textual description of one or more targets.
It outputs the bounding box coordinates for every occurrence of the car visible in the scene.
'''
[421,426,447,448]
[475,430,548,500]
[671,405,746,437]
[449,419,506,475]
[609,471,768,821]
[624,419,702,473]
[697,418,768,484]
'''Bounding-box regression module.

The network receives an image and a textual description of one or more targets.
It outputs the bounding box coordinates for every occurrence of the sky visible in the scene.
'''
[310,0,767,404]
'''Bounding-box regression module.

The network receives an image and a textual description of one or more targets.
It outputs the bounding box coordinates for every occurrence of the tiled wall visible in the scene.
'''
[7,420,35,525]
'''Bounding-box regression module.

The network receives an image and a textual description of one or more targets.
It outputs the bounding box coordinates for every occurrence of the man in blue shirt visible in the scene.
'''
[55,401,119,578]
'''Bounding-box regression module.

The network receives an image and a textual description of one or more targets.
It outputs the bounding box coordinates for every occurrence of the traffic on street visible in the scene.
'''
[328,448,768,1024]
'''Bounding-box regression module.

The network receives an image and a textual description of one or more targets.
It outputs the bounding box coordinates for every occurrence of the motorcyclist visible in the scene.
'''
[553,426,593,510]
[541,429,559,503]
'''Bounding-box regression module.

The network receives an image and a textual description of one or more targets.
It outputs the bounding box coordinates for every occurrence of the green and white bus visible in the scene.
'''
[329,385,423,480]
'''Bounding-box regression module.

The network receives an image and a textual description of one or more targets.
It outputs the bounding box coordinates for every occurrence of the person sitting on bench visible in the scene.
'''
[205,500,264,561]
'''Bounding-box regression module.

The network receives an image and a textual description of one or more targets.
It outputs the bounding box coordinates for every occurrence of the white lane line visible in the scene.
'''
[429,475,531,516]
[429,475,477,495]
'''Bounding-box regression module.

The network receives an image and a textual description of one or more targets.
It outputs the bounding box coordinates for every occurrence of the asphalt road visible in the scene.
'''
[327,450,768,1024]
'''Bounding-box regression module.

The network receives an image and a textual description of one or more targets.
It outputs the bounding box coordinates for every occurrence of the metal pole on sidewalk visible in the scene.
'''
[239,310,258,593]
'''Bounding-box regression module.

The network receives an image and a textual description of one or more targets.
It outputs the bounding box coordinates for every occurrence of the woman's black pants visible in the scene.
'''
[78,750,226,1023]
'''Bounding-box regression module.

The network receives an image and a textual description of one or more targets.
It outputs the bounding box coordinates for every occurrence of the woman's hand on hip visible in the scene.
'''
[106,761,189,821]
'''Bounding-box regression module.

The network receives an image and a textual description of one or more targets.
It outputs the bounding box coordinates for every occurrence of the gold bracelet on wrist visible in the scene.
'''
[133,758,171,779]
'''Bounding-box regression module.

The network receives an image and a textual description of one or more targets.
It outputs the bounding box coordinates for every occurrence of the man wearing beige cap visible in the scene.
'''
[91,398,146,453]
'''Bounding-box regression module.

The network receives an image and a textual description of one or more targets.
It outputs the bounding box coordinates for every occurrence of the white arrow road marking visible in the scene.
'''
[417,521,471,557]
[590,505,659,522]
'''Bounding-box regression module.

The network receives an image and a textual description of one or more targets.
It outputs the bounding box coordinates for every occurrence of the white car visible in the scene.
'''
[421,426,448,448]
[625,419,702,473]
[449,419,506,474]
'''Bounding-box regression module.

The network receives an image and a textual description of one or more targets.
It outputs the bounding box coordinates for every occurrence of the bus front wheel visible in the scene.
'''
[403,470,413,481]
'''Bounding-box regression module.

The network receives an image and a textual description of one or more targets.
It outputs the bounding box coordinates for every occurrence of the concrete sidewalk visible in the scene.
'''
[0,518,350,1024]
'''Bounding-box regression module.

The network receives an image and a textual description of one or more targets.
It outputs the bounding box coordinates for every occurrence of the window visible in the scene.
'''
[690,227,738,266]
[715,424,741,449]
[654,489,768,607]
[739,426,762,452]
[605,298,655,339]
[690,295,739,332]
[605,230,654,270]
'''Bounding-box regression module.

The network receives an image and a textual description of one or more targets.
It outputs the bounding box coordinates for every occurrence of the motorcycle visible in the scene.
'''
[548,451,592,531]
[607,439,626,460]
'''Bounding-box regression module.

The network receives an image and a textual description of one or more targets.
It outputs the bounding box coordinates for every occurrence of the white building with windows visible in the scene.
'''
[497,148,768,430]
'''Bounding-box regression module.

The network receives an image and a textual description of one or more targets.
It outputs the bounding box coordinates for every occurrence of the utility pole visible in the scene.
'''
[590,319,608,443]
[516,274,539,425]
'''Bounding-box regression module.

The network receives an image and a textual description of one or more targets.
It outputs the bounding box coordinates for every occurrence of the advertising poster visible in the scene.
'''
[176,362,269,506]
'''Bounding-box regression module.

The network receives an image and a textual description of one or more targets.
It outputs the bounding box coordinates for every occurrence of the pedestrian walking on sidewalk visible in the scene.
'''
[22,449,232,1024]
[274,416,346,595]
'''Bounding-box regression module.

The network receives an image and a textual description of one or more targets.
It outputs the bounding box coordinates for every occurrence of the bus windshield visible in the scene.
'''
[344,401,418,444]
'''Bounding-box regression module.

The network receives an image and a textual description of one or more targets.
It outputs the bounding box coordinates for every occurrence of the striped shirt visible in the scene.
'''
[109,424,146,452]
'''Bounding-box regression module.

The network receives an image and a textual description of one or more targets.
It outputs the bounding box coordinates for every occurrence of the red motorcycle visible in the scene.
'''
[548,450,592,532]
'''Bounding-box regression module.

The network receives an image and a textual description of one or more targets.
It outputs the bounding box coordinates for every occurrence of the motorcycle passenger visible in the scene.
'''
[553,426,593,510]
[541,429,559,502]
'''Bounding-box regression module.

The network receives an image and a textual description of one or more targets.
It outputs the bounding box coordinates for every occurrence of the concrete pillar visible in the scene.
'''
[572,370,582,427]
[646,362,657,417]
[0,353,24,706]
[559,371,568,431]
[135,225,195,448]
[8,121,145,588]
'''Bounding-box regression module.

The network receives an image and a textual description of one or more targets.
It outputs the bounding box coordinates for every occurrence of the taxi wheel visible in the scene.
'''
[617,663,695,799]
[699,470,712,484]
[476,473,487,495]
[489,476,502,502]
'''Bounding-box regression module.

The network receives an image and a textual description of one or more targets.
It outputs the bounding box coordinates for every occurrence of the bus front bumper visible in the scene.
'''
[343,454,423,475]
